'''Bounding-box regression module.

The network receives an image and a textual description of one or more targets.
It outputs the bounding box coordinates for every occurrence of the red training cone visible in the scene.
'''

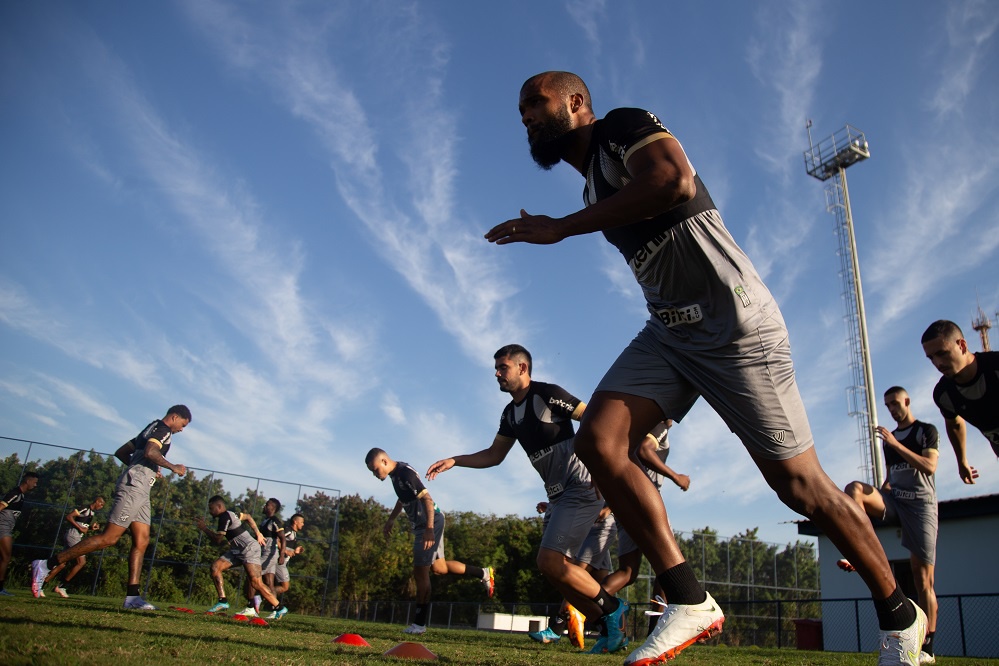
[383,642,438,660]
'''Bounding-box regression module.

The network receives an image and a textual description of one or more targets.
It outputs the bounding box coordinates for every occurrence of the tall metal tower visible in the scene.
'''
[803,122,884,487]
[971,303,993,351]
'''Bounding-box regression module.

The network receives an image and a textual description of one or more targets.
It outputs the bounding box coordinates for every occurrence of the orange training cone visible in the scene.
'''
[382,642,438,660]
[333,633,371,647]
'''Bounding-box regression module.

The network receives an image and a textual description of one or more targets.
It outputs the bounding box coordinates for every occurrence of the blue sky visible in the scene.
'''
[1,1,997,547]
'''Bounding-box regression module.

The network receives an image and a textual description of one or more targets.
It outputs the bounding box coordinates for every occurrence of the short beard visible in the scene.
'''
[528,106,573,170]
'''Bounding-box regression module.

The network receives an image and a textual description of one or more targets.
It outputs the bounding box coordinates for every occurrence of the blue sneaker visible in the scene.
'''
[587,636,607,654]
[0,589,14,597]
[528,626,561,643]
[603,598,630,653]
[207,601,229,613]
[265,605,288,620]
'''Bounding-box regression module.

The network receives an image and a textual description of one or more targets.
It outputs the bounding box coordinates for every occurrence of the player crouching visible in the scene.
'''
[196,496,289,620]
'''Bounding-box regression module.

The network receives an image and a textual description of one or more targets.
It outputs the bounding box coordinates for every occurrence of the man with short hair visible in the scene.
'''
[0,471,40,596]
[273,513,304,597]
[921,319,998,484]
[30,405,191,609]
[44,495,106,598]
[844,387,940,664]
[258,498,285,597]
[487,71,925,664]
[426,344,629,653]
[366,448,494,635]
[198,495,288,620]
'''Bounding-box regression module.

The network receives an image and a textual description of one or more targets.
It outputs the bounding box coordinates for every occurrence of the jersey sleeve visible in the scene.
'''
[601,108,676,165]
[395,464,428,500]
[146,422,172,447]
[216,512,233,534]
[539,383,582,419]
[648,422,669,447]
[1,488,19,505]
[932,382,958,420]
[921,423,940,451]
[497,405,516,439]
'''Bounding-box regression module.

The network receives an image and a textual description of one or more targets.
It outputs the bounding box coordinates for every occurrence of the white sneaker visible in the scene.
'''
[54,585,69,598]
[239,607,258,618]
[123,595,157,610]
[403,623,427,634]
[877,601,927,666]
[624,591,725,665]
[919,651,936,665]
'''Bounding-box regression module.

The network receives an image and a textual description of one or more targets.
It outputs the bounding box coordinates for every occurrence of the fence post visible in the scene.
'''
[776,599,782,648]
[854,599,861,653]
[958,595,966,657]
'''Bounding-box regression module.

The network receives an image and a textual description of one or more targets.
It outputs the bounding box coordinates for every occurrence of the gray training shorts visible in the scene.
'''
[261,543,280,576]
[595,310,814,461]
[64,529,84,548]
[274,561,290,584]
[220,540,262,568]
[0,512,16,539]
[108,468,154,528]
[541,484,605,558]
[412,514,446,568]
[576,513,616,571]
[880,490,938,566]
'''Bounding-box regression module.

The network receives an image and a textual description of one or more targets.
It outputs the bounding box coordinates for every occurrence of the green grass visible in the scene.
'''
[1,592,997,665]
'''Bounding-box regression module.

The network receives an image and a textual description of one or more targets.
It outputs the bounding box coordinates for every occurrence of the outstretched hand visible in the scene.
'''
[484,210,566,245]
[425,458,455,481]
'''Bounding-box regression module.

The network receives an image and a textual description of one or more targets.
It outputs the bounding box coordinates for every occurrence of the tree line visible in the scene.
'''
[2,450,817,615]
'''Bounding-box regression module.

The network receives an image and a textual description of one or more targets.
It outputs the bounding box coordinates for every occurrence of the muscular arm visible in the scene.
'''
[425,435,517,480]
[114,440,136,465]
[240,513,266,545]
[632,435,690,491]
[419,493,436,551]
[876,426,939,476]
[486,137,696,245]
[276,528,286,564]
[943,416,978,484]
[64,509,87,532]
[384,500,404,538]
[195,517,227,546]
[143,440,187,476]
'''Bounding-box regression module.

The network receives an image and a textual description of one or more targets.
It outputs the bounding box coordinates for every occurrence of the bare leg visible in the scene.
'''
[601,549,643,596]
[210,558,231,598]
[62,556,87,583]
[536,547,603,618]
[911,555,937,633]
[573,392,685,575]
[414,564,432,604]
[753,449,895,598]
[0,536,11,584]
[126,523,150,586]
[245,564,280,608]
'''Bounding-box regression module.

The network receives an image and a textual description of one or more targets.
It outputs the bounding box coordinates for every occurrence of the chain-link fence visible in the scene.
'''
[1,436,341,614]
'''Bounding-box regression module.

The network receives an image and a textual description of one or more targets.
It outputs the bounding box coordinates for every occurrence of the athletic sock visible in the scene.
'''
[465,565,484,579]
[648,613,658,636]
[874,586,916,630]
[591,588,620,617]
[218,596,227,604]
[126,584,141,597]
[548,611,567,633]
[656,563,707,606]
[414,603,429,627]
[923,631,935,655]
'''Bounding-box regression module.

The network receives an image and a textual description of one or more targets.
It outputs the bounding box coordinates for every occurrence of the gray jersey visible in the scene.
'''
[886,420,938,502]
[585,108,775,351]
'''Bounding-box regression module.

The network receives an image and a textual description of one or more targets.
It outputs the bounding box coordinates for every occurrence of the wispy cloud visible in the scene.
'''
[180,0,524,368]
[930,0,999,117]
[564,0,607,56]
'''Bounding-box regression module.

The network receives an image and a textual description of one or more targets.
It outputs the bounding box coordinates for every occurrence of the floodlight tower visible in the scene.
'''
[803,122,883,487]
[971,303,992,351]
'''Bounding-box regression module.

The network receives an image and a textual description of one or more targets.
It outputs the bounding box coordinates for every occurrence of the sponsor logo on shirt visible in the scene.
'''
[628,229,671,274]
[653,304,703,327]
[529,446,554,463]
[892,489,917,501]
[547,397,576,414]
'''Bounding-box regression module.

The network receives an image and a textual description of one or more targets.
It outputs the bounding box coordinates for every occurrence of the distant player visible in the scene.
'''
[844,386,940,664]
[366,448,494,635]
[258,498,285,597]
[921,319,998,483]
[273,513,304,597]
[197,495,288,620]
[426,345,629,654]
[44,496,106,597]
[31,405,191,609]
[0,471,40,596]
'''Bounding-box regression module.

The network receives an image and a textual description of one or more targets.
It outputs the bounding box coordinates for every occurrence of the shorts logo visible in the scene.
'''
[770,431,786,445]
[117,514,129,524]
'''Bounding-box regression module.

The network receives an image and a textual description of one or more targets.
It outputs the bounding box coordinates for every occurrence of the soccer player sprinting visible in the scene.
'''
[258,498,285,599]
[272,513,304,598]
[31,406,191,609]
[0,471,40,596]
[426,345,629,653]
[366,448,494,635]
[44,496,106,598]
[197,495,288,620]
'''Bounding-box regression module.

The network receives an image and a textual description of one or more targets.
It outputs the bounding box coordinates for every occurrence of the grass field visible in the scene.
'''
[2,593,998,666]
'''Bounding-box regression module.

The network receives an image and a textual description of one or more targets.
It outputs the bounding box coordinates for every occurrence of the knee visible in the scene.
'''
[430,561,447,576]
[843,481,865,502]
[536,551,566,580]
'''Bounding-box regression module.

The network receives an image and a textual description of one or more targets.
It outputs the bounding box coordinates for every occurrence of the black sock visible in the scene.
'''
[648,613,658,636]
[591,588,620,617]
[47,556,60,570]
[414,603,429,627]
[549,611,567,633]
[656,563,706,606]
[465,565,484,579]
[874,586,916,631]
[923,631,935,655]
[0,577,6,590]
[126,584,141,597]
[218,596,227,604]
